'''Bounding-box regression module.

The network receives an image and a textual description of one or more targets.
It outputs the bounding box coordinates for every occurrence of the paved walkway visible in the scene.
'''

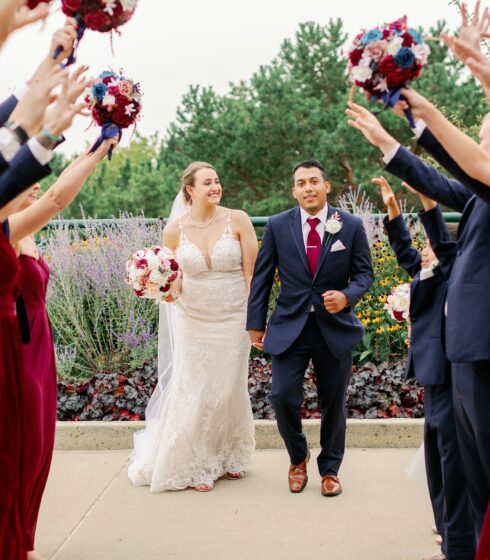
[37,449,439,560]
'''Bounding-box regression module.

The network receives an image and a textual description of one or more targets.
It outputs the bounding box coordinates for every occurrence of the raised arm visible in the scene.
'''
[400,88,490,198]
[373,176,422,279]
[8,139,116,243]
[346,102,472,212]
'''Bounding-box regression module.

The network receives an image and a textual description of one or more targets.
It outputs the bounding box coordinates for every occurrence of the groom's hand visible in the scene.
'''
[249,329,265,350]
[323,290,349,314]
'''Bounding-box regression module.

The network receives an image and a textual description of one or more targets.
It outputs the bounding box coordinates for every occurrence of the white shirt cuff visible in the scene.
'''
[27,137,53,166]
[413,119,427,139]
[382,143,401,165]
[419,267,435,281]
[0,127,21,162]
[13,84,29,101]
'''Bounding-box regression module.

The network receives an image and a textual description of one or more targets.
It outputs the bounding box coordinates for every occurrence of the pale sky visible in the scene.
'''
[0,0,461,155]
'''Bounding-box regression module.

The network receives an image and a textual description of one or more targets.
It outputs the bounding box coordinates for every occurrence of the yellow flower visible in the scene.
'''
[376,327,385,334]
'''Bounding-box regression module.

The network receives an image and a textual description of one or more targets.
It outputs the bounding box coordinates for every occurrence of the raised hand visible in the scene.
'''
[0,0,49,47]
[346,102,398,154]
[10,65,68,137]
[398,89,434,121]
[28,18,79,84]
[372,176,396,207]
[66,65,90,103]
[401,181,437,211]
[42,72,88,138]
[10,2,50,32]
[452,1,490,54]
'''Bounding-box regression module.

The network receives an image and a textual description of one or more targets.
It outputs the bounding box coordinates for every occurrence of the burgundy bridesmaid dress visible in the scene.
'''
[0,227,27,560]
[477,504,490,560]
[19,254,57,552]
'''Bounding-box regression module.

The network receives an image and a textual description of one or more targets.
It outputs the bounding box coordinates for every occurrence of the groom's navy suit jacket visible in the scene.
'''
[384,208,456,385]
[246,205,374,359]
[385,129,490,363]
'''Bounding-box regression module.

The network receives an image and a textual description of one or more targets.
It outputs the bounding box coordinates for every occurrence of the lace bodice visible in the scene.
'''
[175,212,242,277]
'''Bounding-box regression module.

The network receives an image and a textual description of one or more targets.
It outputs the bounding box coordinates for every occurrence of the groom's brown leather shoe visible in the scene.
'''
[288,450,310,493]
[321,475,342,497]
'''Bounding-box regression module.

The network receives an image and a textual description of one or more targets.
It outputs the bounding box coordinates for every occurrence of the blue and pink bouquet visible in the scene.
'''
[347,17,430,123]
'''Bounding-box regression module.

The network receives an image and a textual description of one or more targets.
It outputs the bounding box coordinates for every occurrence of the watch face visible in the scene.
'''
[9,123,29,145]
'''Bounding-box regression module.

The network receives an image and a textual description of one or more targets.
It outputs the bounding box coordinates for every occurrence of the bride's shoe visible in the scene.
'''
[193,482,214,492]
[226,471,245,480]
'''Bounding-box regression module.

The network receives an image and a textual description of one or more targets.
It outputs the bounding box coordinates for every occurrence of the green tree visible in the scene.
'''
[46,18,488,218]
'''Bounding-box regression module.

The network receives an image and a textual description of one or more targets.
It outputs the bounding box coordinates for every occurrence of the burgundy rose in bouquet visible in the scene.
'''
[86,69,142,159]
[126,247,182,303]
[347,16,430,126]
[384,283,411,323]
[55,0,139,65]
[26,0,53,8]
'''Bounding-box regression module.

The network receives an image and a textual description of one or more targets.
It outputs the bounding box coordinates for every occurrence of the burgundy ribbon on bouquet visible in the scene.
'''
[53,14,87,68]
[89,122,121,160]
[371,86,416,129]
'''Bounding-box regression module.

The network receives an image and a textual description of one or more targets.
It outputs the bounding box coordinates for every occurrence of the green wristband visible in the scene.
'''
[42,126,63,143]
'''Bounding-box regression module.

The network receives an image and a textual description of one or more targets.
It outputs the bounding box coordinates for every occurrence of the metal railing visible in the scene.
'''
[45,212,462,230]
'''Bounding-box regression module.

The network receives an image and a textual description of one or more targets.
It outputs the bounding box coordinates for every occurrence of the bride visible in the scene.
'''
[128,162,258,492]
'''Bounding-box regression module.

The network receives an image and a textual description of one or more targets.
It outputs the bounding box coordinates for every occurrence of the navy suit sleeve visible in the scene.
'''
[383,214,421,279]
[246,220,278,331]
[342,219,374,308]
[418,128,490,205]
[0,95,18,126]
[0,152,8,174]
[0,144,51,208]
[418,206,457,279]
[385,146,472,213]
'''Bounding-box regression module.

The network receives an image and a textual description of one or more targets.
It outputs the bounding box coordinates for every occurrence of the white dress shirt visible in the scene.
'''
[0,84,53,165]
[300,205,329,312]
[382,120,428,165]
[300,204,329,249]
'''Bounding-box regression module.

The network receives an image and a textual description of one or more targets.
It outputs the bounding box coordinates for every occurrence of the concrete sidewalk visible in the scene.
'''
[37,449,439,560]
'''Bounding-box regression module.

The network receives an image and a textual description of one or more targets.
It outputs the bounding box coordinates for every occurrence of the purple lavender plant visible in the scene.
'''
[45,215,162,379]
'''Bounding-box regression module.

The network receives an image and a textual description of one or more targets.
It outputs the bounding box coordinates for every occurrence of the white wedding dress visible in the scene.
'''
[128,212,255,491]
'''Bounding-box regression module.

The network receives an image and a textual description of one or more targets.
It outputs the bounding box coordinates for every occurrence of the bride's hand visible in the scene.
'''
[164,272,183,303]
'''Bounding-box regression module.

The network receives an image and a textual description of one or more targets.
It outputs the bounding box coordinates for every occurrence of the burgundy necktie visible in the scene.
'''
[306,217,321,276]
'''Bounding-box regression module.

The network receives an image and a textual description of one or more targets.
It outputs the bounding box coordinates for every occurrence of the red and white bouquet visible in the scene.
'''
[126,247,181,303]
[86,70,141,158]
[384,282,411,322]
[347,17,430,122]
[55,0,139,65]
[61,0,139,32]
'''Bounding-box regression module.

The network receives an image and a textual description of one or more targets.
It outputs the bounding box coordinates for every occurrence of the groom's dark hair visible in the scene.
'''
[293,159,326,180]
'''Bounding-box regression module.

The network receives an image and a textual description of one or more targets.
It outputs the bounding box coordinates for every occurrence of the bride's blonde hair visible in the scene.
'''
[181,161,216,203]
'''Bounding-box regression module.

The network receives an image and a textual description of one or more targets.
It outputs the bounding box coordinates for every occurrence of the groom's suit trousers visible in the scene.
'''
[269,313,351,475]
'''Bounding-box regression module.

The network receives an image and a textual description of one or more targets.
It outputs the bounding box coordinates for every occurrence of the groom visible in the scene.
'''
[247,160,373,496]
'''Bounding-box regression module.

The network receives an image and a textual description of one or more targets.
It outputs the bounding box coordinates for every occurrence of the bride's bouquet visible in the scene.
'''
[347,17,430,126]
[126,247,181,303]
[384,282,411,323]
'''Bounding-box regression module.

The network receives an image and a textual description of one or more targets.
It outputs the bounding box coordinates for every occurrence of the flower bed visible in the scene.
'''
[57,357,423,421]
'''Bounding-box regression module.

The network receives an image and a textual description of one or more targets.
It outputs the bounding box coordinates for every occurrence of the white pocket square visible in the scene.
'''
[330,240,346,252]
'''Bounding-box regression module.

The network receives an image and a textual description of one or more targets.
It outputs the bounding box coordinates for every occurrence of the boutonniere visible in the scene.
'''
[325,211,343,236]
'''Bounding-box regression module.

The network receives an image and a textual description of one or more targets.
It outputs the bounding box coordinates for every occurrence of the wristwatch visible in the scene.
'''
[6,121,29,145]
